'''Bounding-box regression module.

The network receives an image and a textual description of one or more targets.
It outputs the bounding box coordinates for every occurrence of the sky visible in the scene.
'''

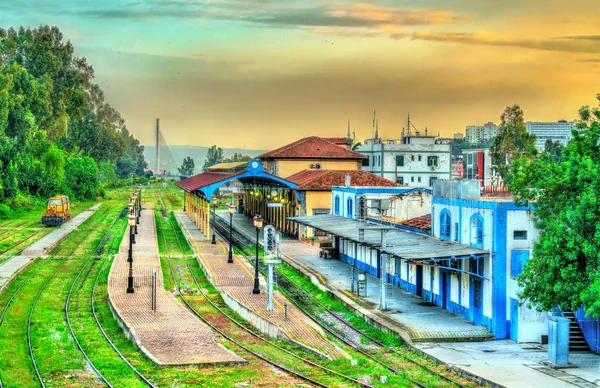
[1,0,599,149]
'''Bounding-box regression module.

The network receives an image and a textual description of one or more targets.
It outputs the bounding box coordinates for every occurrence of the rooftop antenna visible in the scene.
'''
[372,110,377,138]
[425,127,428,136]
[347,119,351,139]
[375,119,379,140]
[407,113,411,136]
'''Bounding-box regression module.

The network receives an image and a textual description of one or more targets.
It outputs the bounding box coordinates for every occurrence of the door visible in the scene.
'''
[472,278,483,325]
[442,271,448,309]
[416,265,423,297]
[510,298,519,342]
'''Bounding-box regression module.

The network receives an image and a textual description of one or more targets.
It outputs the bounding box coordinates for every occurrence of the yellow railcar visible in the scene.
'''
[42,195,71,226]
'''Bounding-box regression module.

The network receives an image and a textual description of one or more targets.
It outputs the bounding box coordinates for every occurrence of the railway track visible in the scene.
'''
[155,190,369,388]
[211,214,477,388]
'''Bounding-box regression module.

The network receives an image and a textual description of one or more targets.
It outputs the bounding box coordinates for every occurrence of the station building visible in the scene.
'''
[292,180,551,342]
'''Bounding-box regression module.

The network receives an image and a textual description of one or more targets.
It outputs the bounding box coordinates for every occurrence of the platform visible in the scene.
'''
[107,208,244,366]
[0,204,101,293]
[175,211,347,360]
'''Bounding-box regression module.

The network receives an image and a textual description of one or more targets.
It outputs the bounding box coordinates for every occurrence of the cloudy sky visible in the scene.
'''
[1,0,599,149]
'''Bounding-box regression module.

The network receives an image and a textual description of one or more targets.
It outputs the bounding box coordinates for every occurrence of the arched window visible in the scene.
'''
[440,209,451,240]
[347,198,353,218]
[470,214,484,249]
[334,195,340,215]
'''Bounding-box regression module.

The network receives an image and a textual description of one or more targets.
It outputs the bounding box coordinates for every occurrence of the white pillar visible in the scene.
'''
[267,263,274,312]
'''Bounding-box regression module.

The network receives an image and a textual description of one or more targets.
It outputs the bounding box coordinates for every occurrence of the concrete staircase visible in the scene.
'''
[563,311,590,352]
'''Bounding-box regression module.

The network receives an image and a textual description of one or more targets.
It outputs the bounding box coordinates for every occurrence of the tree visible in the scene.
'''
[203,145,223,170]
[178,156,195,177]
[507,94,600,317]
[543,139,564,162]
[222,152,251,163]
[490,105,537,182]
[351,142,362,151]
[65,156,100,199]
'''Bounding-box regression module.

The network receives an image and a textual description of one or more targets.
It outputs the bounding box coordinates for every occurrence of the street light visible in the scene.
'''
[127,213,136,293]
[128,202,136,244]
[212,198,217,245]
[228,203,236,264]
[133,194,139,230]
[252,214,263,294]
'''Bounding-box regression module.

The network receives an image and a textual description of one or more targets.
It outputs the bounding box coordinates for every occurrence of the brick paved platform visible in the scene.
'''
[108,209,245,366]
[175,211,347,360]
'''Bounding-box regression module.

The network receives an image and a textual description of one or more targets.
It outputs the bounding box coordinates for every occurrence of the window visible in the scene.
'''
[514,230,527,240]
[418,155,422,162]
[347,198,353,218]
[454,222,459,242]
[411,176,415,182]
[417,176,421,183]
[440,210,451,240]
[334,195,340,215]
[312,209,330,215]
[428,156,438,167]
[362,157,370,166]
[470,214,484,249]
[429,177,437,187]
[511,250,530,276]
[397,176,404,184]
[396,155,404,166]
[411,155,415,161]
[469,257,484,276]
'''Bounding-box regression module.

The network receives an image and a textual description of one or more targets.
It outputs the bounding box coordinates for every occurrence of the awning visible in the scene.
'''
[289,214,488,261]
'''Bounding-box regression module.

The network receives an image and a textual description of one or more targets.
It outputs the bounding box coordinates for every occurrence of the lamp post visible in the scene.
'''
[228,204,236,264]
[136,188,142,222]
[132,195,138,235]
[252,215,263,294]
[127,213,136,293]
[212,198,217,245]
[128,202,136,244]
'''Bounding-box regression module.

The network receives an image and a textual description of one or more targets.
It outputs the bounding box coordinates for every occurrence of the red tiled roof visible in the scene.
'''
[401,214,431,231]
[177,171,241,192]
[258,136,365,160]
[323,137,349,146]
[286,170,398,190]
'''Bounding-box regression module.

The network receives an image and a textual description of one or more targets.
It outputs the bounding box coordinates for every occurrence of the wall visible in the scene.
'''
[505,210,546,342]
[274,159,359,178]
[303,190,332,238]
[357,141,451,187]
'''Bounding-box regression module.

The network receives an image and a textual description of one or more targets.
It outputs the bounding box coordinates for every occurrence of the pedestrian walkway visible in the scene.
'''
[107,207,245,366]
[175,211,347,360]
[0,204,101,292]
[416,341,599,388]
[217,210,492,343]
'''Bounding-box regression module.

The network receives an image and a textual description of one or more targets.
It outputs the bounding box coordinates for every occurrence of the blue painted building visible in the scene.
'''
[431,180,547,342]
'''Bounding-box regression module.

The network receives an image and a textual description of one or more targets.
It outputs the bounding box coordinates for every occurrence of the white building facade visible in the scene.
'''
[357,135,451,188]
[465,122,498,144]
[431,180,546,342]
[525,120,575,149]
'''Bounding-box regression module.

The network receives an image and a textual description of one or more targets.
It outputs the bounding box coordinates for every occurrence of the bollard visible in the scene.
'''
[284,303,288,319]
[211,232,216,245]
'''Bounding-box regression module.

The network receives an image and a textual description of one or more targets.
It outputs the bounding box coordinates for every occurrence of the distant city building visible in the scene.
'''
[357,130,451,189]
[451,157,463,180]
[462,148,495,187]
[453,133,464,140]
[525,120,575,149]
[465,122,498,144]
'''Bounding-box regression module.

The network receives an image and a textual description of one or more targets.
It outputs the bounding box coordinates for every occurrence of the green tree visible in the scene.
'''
[508,95,600,317]
[65,156,100,199]
[203,145,223,170]
[543,139,564,162]
[490,105,537,182]
[178,156,195,177]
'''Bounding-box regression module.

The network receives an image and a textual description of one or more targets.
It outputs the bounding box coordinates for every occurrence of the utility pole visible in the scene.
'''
[379,229,388,311]
[156,118,160,176]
